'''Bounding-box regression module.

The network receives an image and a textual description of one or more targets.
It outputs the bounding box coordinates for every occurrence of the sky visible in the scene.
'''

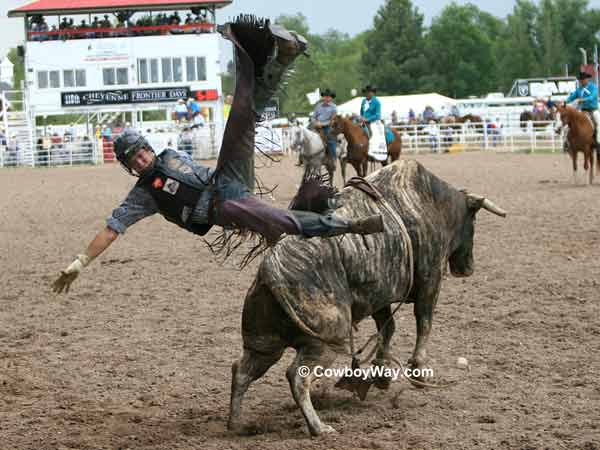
[2,0,600,59]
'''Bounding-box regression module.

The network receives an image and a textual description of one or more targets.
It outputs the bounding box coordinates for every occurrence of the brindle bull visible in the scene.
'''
[228,160,506,436]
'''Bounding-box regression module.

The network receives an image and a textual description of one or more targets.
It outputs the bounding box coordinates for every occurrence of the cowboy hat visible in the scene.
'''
[577,71,592,80]
[320,88,336,98]
[361,85,377,93]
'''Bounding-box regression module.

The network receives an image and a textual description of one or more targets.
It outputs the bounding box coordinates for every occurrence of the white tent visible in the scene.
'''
[336,93,457,122]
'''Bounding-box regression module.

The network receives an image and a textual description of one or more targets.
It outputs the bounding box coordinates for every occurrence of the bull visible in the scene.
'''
[228,160,506,436]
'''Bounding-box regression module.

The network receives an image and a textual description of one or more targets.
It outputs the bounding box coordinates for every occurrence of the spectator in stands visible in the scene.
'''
[391,110,398,125]
[408,108,416,123]
[122,122,134,134]
[101,15,111,28]
[422,105,435,123]
[175,99,189,123]
[178,127,194,157]
[426,120,439,152]
[36,137,48,167]
[101,124,112,141]
[187,97,201,119]
[192,111,206,128]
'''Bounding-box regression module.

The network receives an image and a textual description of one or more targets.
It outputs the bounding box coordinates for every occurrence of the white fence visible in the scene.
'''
[1,119,565,169]
[388,120,563,154]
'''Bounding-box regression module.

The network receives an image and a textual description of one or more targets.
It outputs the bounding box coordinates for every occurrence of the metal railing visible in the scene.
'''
[278,120,563,155]
[390,120,562,154]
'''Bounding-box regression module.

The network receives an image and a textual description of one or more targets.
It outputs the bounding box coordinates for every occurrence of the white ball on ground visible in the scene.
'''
[456,357,469,369]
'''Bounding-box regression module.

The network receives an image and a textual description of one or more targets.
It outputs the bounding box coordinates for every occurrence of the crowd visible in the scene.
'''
[28,10,212,41]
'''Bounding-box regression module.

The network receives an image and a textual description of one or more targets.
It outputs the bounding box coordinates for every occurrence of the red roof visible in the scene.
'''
[8,0,232,17]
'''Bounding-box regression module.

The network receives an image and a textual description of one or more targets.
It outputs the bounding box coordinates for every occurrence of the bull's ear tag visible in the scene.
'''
[163,178,180,195]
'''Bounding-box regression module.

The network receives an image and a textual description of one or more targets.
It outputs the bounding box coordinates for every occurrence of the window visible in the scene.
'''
[173,58,182,82]
[161,58,172,82]
[103,67,128,86]
[196,57,206,81]
[38,71,48,89]
[62,69,86,88]
[138,59,148,84]
[63,70,75,88]
[150,59,159,82]
[49,71,60,88]
[103,68,115,85]
[117,68,128,85]
[186,57,195,81]
[75,69,86,87]
[185,56,207,82]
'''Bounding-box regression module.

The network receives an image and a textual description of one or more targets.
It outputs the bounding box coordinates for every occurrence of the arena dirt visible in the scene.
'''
[1,151,599,450]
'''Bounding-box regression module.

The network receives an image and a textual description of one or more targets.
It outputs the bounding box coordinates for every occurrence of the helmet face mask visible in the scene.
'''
[114,131,155,176]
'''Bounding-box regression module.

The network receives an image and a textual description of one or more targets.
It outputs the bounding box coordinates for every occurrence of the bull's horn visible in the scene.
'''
[481,198,507,217]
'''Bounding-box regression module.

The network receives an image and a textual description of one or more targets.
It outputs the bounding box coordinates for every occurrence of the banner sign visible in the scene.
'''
[260,99,279,121]
[61,87,191,107]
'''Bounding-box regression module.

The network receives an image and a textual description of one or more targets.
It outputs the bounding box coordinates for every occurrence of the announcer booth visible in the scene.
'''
[8,0,232,162]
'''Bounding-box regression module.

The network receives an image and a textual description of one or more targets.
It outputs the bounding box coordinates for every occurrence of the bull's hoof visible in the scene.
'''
[227,420,244,434]
[373,374,392,390]
[407,358,428,388]
[334,374,373,400]
[310,423,337,436]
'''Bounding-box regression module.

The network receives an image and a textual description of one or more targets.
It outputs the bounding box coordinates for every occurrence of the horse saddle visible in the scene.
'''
[384,126,395,145]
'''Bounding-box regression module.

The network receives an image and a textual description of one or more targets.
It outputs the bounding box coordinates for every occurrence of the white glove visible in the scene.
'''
[52,254,92,294]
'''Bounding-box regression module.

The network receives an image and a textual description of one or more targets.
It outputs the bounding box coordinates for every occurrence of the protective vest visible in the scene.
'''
[137,149,214,235]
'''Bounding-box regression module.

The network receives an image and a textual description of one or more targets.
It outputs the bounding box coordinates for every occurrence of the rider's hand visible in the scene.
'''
[52,254,91,294]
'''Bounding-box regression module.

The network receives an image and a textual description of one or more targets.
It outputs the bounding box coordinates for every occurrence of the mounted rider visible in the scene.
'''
[566,71,600,148]
[359,85,381,138]
[310,88,338,158]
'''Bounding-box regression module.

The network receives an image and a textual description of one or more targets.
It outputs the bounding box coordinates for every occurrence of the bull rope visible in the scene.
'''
[344,178,454,389]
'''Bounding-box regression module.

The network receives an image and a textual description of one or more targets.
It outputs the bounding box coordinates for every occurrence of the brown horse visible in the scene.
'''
[520,109,556,130]
[555,105,598,184]
[329,114,402,183]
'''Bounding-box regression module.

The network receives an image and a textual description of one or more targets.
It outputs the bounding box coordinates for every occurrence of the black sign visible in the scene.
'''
[260,99,279,121]
[61,87,191,107]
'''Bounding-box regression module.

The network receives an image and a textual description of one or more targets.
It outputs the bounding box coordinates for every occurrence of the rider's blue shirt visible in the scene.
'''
[566,81,599,110]
[360,96,382,123]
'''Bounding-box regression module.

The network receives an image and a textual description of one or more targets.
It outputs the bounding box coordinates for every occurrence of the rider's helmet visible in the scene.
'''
[113,129,154,176]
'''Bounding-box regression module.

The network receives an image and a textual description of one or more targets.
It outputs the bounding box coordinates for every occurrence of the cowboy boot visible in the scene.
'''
[254,24,308,112]
[291,211,384,238]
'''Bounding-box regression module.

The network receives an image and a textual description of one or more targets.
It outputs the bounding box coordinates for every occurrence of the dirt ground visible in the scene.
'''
[1,151,599,450]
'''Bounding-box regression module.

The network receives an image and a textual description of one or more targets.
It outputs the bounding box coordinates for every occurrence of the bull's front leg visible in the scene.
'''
[409,279,441,382]
[371,305,396,390]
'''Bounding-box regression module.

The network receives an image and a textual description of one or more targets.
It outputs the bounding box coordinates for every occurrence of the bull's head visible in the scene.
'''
[448,192,506,277]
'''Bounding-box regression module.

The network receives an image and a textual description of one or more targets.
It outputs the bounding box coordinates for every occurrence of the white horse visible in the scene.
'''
[289,124,336,185]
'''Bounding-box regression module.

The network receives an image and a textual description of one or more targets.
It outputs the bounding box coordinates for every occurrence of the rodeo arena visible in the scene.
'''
[1,0,600,449]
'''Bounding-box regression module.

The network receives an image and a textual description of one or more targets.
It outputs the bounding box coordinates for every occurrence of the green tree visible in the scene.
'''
[554,0,600,72]
[536,0,568,76]
[424,3,502,97]
[7,48,25,90]
[495,0,540,91]
[273,14,364,114]
[361,0,428,95]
